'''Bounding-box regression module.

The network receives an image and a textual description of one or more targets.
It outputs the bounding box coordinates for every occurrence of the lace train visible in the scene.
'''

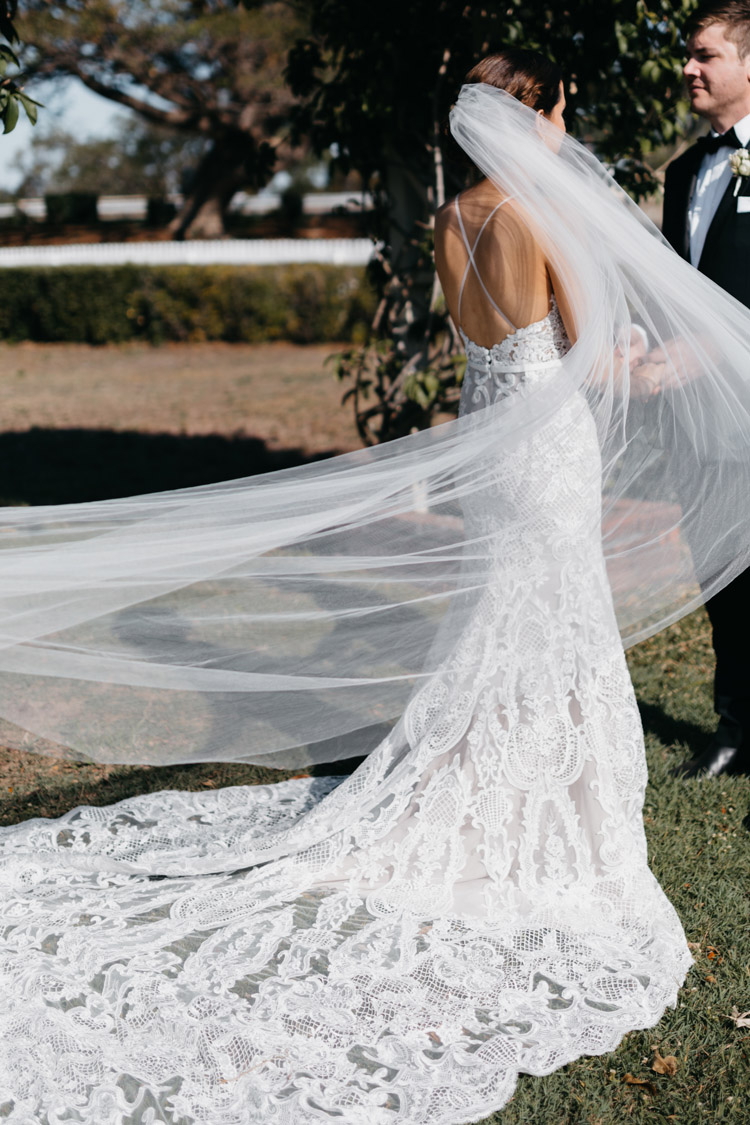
[0,303,692,1124]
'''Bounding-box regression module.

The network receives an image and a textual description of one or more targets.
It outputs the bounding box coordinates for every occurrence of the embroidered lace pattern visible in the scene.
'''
[0,305,692,1125]
[459,297,572,411]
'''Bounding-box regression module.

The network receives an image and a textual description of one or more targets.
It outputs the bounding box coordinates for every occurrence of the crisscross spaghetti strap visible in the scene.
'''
[455,194,516,331]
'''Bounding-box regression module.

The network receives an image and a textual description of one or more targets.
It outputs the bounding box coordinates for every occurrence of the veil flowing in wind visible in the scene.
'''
[0,89,749,771]
[0,83,749,1125]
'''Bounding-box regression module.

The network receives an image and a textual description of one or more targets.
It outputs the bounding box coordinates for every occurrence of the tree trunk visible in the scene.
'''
[382,149,437,353]
[384,156,430,268]
[343,135,462,445]
[169,133,252,241]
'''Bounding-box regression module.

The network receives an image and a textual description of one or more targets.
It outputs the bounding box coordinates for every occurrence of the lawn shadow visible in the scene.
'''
[0,427,340,506]
[0,426,394,785]
[0,757,299,826]
[637,699,711,758]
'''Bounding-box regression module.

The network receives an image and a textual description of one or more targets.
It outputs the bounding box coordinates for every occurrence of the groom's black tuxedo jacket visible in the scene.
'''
[662,141,750,308]
[663,139,750,744]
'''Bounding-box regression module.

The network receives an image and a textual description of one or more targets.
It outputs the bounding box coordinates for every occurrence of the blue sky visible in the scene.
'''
[1,78,125,192]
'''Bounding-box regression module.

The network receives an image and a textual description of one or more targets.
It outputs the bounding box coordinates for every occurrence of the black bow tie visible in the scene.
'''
[697,128,742,155]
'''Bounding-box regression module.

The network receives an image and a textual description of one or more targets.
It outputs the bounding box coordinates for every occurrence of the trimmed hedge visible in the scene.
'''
[44,193,99,226]
[0,264,376,345]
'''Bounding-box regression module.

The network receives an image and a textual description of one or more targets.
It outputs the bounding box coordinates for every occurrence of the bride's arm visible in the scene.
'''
[433,202,467,333]
[546,262,578,345]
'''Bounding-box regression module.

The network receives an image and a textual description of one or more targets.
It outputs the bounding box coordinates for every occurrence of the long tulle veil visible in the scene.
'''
[0,80,733,1125]
[1,82,750,769]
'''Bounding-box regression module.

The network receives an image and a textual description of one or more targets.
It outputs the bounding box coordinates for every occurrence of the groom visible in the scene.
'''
[662,0,750,777]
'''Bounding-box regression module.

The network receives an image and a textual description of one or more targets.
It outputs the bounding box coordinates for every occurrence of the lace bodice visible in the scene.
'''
[459,297,571,414]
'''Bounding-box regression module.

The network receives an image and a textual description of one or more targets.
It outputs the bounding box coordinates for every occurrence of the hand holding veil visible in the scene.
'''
[1,82,750,768]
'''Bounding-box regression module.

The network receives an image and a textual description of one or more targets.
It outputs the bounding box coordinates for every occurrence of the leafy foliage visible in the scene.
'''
[43,190,98,225]
[0,1,41,134]
[16,1,308,237]
[288,0,702,442]
[0,264,375,345]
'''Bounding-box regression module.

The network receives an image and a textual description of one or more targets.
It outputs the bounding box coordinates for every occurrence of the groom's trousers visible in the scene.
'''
[674,455,750,755]
[703,566,750,749]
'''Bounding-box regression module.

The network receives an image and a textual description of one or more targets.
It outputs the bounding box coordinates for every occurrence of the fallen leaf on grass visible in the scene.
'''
[651,1048,679,1076]
[729,1006,750,1028]
[687,940,701,952]
[622,1073,657,1096]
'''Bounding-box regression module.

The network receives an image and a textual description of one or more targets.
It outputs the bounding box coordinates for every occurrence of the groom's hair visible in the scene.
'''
[687,1,750,58]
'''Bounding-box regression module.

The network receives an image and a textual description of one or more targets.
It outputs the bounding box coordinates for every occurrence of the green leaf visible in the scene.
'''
[18,92,42,125]
[0,43,19,68]
[3,93,19,135]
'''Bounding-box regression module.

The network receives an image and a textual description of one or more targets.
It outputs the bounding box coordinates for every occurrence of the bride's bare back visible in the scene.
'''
[435,180,575,347]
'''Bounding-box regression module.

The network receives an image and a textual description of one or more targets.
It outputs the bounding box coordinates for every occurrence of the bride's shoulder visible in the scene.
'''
[436,188,522,235]
[434,197,460,236]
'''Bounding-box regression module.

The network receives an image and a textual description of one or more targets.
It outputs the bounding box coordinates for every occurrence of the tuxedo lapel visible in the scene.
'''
[671,146,703,259]
[682,166,699,259]
[698,168,748,269]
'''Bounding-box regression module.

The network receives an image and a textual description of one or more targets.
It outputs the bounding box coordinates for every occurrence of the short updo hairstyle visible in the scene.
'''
[465,48,563,115]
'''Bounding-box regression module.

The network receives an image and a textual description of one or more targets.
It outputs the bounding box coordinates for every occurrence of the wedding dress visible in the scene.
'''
[1,83,750,1124]
[0,285,693,1124]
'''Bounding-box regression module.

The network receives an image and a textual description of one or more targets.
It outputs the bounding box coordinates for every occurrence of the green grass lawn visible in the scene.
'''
[1,607,747,1124]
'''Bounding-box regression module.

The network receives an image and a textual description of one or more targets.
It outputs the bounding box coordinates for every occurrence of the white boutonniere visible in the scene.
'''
[729,148,750,195]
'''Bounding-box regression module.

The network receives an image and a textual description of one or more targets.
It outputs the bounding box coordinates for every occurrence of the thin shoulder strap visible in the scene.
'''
[455,194,516,331]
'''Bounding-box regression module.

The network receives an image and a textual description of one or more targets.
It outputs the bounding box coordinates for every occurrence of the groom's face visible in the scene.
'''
[684,23,750,128]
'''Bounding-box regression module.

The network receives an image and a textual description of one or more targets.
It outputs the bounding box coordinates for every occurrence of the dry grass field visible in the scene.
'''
[0,340,359,448]
[0,338,363,808]
[0,340,362,506]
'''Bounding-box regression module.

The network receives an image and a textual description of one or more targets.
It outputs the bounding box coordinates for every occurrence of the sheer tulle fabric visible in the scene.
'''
[1,94,750,767]
[0,83,747,1123]
[0,301,692,1125]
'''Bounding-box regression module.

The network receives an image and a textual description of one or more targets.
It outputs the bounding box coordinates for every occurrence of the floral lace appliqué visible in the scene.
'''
[459,297,572,413]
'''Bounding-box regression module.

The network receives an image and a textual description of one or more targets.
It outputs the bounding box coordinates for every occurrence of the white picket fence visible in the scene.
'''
[0,238,377,269]
[0,190,374,222]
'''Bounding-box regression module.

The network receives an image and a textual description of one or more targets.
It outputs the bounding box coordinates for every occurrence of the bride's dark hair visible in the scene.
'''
[466,49,563,114]
[444,48,563,182]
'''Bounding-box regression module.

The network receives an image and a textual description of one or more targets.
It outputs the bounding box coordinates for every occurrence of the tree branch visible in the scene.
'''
[74,70,201,129]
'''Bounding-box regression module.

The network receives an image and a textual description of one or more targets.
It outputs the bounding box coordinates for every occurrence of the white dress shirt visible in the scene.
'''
[688,112,750,265]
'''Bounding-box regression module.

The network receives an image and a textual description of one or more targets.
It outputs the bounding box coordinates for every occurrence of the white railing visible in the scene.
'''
[231,191,373,216]
[0,190,374,222]
[0,198,46,219]
[0,238,377,268]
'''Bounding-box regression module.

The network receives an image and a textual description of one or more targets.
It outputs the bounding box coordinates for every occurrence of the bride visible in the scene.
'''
[2,49,750,1125]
